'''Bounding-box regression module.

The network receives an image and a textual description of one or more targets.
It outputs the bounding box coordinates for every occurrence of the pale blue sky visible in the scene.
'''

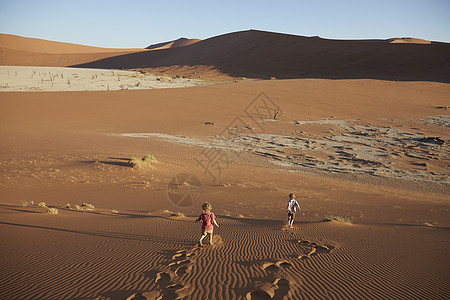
[1,0,449,48]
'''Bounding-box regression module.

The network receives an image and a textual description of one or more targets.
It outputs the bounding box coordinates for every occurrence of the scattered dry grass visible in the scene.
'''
[21,200,34,207]
[171,212,185,217]
[322,215,353,224]
[81,203,95,209]
[46,208,59,215]
[129,154,157,168]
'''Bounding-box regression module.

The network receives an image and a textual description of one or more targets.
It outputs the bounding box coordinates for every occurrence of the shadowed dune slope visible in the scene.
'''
[73,30,450,82]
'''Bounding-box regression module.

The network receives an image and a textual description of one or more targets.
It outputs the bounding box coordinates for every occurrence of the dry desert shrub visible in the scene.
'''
[156,76,170,82]
[171,212,185,217]
[21,200,34,207]
[46,208,59,215]
[129,154,157,168]
[323,215,353,224]
[37,202,47,208]
[112,209,119,214]
[81,203,95,209]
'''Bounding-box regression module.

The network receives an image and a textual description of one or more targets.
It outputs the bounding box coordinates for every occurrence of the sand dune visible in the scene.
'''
[146,38,201,50]
[0,33,148,67]
[388,37,431,44]
[2,30,449,82]
[0,208,448,299]
[72,30,450,82]
[0,33,146,54]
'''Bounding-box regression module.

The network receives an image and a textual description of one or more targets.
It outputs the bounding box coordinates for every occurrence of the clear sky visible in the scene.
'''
[1,0,449,48]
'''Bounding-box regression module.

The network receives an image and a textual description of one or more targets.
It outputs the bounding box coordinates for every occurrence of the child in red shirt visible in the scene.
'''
[195,202,219,246]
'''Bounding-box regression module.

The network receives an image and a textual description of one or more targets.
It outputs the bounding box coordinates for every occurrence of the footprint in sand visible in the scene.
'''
[297,240,335,259]
[142,247,200,299]
[126,291,162,300]
[262,260,292,273]
[246,278,291,300]
[155,271,174,284]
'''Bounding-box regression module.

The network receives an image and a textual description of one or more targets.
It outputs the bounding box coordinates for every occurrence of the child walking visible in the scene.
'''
[195,202,219,246]
[287,193,300,228]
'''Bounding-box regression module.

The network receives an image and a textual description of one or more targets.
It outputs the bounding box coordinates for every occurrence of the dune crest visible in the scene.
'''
[146,37,201,50]
[388,37,431,44]
[0,33,145,54]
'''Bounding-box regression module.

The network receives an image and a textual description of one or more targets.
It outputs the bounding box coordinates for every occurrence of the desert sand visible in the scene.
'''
[0,31,449,300]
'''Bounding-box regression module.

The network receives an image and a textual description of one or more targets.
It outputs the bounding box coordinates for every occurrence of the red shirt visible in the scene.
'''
[199,212,215,230]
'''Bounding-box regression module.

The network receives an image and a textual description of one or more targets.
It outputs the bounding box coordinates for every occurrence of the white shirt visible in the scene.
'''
[287,199,299,214]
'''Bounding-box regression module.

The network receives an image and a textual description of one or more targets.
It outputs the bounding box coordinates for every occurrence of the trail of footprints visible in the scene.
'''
[127,247,200,300]
[128,239,335,299]
[154,248,200,299]
[246,240,335,299]
[297,240,335,259]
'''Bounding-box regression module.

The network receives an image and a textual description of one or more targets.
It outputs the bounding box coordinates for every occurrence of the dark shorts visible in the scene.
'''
[288,212,295,219]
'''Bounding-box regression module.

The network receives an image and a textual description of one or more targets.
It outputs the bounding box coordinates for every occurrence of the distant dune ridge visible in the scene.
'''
[146,37,201,50]
[0,33,149,67]
[0,33,146,54]
[0,30,449,82]
[388,37,431,44]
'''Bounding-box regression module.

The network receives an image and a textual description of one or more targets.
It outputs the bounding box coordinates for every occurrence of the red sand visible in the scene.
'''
[0,32,449,300]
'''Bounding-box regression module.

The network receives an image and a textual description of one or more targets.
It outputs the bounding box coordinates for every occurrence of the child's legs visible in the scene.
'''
[209,231,213,244]
[200,230,213,244]
[287,213,295,225]
[199,231,207,243]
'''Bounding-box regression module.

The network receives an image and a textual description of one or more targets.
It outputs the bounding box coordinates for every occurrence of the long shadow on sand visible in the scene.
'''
[0,203,43,214]
[217,214,323,227]
[80,158,130,167]
[0,221,193,244]
[382,222,450,231]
